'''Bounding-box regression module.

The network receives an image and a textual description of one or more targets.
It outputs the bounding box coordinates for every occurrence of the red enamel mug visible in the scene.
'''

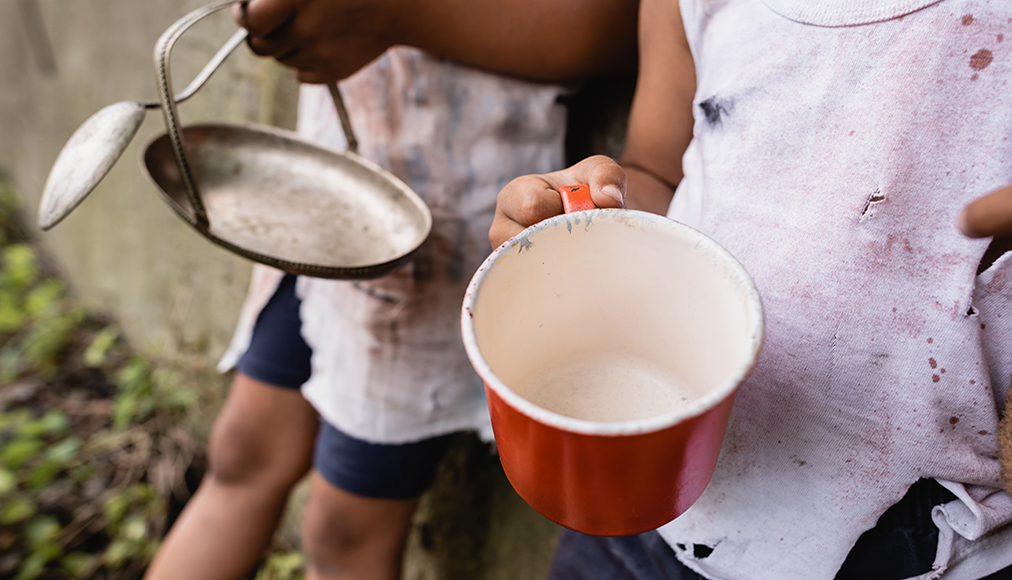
[461,185,764,536]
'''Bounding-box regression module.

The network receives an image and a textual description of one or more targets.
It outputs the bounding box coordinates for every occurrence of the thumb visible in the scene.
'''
[558,155,626,209]
[237,0,296,36]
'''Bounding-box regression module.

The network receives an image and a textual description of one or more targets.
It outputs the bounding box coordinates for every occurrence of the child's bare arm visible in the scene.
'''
[619,0,695,214]
[489,0,695,247]
[236,0,638,83]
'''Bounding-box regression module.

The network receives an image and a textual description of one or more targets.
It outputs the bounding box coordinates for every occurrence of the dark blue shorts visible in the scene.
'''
[237,275,454,500]
[548,480,1012,580]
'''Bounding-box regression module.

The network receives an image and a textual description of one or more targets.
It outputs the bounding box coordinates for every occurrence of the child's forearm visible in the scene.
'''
[623,165,675,215]
[399,0,638,81]
[614,0,693,216]
[239,0,638,83]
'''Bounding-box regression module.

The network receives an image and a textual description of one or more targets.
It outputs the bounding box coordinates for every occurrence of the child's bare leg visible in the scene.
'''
[301,472,418,580]
[144,373,319,580]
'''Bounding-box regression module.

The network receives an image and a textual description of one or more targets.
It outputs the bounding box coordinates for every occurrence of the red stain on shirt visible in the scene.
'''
[963,14,974,25]
[970,49,994,70]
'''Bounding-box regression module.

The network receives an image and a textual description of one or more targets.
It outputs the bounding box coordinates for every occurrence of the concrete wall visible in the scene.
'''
[0,2,632,578]
[0,0,295,359]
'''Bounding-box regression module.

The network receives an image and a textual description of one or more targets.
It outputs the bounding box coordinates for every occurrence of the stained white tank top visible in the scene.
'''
[660,1,1012,578]
[218,48,568,443]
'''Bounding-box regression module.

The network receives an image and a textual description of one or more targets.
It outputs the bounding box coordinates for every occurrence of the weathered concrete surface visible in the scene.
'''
[0,0,290,358]
[0,2,633,578]
[403,435,562,580]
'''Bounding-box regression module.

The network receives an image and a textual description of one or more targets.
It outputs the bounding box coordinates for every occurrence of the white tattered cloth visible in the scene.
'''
[218,47,568,444]
[661,0,1012,578]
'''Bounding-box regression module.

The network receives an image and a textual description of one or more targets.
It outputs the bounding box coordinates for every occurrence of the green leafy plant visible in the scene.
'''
[0,177,207,580]
[255,552,306,580]
[0,175,301,580]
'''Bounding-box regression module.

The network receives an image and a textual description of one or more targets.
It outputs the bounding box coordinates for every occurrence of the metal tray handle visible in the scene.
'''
[153,0,359,229]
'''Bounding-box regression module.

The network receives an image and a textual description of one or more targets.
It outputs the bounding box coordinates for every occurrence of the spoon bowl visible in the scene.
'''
[37,28,247,230]
[38,101,146,230]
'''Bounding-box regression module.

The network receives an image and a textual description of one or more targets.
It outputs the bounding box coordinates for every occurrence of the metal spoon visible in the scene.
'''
[37,28,248,230]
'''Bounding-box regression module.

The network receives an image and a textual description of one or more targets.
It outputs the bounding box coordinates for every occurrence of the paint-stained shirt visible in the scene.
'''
[219,47,568,443]
[659,1,1012,578]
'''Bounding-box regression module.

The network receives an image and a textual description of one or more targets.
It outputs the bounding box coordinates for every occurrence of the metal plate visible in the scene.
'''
[140,123,432,279]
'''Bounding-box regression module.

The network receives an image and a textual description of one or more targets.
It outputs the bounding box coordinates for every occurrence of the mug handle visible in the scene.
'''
[559,184,597,213]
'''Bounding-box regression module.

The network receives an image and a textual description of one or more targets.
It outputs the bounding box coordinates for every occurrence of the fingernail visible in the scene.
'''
[957,208,980,238]
[601,185,623,205]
